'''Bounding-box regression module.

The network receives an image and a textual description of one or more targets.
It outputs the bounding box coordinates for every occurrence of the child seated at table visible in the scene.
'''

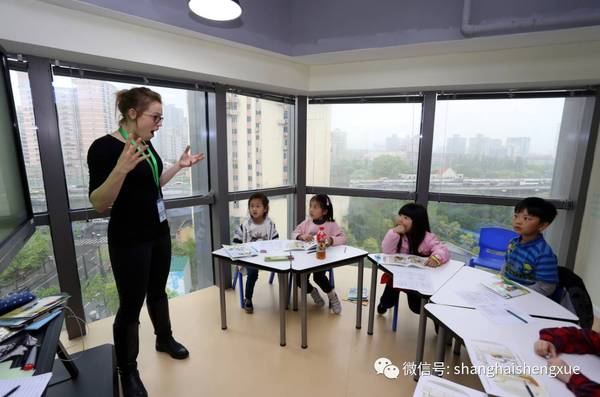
[292,194,346,314]
[377,203,449,315]
[232,193,279,314]
[534,326,600,396]
[502,197,559,297]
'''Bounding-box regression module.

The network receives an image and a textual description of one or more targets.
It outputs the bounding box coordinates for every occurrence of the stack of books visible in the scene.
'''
[0,294,69,341]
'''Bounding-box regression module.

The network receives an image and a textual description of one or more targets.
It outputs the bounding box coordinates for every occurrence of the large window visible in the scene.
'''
[307,102,421,191]
[226,93,293,192]
[431,96,594,198]
[428,202,567,261]
[9,70,46,213]
[0,226,59,297]
[73,205,212,322]
[53,76,209,209]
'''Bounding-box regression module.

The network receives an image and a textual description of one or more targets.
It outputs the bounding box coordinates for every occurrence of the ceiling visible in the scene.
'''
[70,0,600,57]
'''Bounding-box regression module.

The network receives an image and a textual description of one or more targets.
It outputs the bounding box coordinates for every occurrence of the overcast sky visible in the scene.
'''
[326,98,567,155]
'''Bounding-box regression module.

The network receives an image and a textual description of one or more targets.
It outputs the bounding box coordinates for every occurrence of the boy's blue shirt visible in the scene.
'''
[503,234,558,285]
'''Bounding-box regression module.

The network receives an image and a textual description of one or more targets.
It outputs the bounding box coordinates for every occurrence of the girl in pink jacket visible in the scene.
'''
[292,194,347,314]
[378,203,449,315]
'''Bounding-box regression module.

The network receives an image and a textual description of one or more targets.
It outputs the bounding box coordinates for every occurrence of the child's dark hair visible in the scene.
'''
[398,203,431,255]
[514,197,557,225]
[310,194,335,222]
[248,192,269,217]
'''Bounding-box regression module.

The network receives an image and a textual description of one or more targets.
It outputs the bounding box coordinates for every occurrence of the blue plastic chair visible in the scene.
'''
[469,227,519,272]
[232,267,245,308]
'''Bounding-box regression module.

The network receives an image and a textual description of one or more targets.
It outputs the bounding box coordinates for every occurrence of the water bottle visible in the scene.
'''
[316,226,327,260]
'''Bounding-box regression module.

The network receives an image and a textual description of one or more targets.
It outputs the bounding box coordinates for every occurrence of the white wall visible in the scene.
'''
[575,127,600,316]
[309,41,600,94]
[3,1,600,95]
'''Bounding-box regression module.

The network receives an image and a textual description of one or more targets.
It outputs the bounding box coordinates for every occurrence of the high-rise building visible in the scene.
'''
[506,137,531,158]
[446,134,467,155]
[306,105,332,186]
[226,94,292,225]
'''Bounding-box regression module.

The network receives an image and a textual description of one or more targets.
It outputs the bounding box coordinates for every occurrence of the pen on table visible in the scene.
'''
[344,246,347,253]
[1,385,20,397]
[506,308,528,324]
[524,381,535,397]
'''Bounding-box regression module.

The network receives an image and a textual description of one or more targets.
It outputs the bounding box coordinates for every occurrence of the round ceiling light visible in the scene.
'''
[188,0,242,21]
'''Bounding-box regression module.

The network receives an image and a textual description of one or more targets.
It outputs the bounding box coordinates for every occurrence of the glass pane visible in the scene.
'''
[0,226,60,297]
[9,70,46,213]
[73,205,212,322]
[431,97,594,198]
[53,76,209,209]
[304,194,408,253]
[226,93,293,192]
[307,103,421,191]
[428,202,566,262]
[229,195,293,240]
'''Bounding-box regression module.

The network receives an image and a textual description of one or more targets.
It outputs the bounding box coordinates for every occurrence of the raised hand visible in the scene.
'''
[116,135,149,174]
[178,145,205,168]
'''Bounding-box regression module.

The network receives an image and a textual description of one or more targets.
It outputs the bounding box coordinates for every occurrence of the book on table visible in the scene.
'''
[284,240,317,252]
[222,244,259,259]
[376,253,427,269]
[481,277,530,299]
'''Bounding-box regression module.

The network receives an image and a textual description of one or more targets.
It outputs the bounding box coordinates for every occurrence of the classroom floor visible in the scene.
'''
[59,266,597,397]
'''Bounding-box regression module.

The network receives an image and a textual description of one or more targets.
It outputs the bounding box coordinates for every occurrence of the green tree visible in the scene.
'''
[369,155,412,178]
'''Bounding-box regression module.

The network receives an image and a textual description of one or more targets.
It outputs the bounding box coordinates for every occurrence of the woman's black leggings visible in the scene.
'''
[108,232,173,372]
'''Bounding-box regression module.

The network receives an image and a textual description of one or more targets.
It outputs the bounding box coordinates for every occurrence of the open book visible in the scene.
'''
[376,254,427,269]
[284,240,317,252]
[222,244,259,259]
[481,277,530,299]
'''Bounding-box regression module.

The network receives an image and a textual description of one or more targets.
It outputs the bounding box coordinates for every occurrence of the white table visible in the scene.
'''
[212,242,368,348]
[290,245,368,348]
[425,303,600,397]
[366,254,464,380]
[413,375,486,397]
[430,266,579,322]
[212,242,294,346]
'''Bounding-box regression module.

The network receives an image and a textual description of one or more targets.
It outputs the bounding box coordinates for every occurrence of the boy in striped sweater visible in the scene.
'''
[502,197,559,297]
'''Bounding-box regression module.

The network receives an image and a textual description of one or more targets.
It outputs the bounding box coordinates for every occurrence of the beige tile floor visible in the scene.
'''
[60,266,598,397]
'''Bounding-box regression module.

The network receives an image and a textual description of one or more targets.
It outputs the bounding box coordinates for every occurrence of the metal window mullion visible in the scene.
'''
[208,85,231,287]
[415,92,436,206]
[427,193,572,210]
[295,96,308,225]
[227,186,295,202]
[28,56,85,339]
[305,186,415,201]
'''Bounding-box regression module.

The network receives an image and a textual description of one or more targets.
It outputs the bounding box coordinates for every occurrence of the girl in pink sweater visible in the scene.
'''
[292,194,347,314]
[378,203,450,315]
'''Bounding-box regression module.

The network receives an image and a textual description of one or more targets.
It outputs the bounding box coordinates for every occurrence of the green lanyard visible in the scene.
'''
[118,127,161,191]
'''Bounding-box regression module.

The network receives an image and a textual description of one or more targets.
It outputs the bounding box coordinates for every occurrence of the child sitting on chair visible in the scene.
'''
[502,197,559,297]
[232,193,279,314]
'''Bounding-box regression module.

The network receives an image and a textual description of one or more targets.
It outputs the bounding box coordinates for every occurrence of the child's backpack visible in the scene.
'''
[556,266,594,329]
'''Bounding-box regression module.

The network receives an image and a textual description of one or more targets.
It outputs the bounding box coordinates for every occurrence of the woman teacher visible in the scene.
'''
[88,87,204,397]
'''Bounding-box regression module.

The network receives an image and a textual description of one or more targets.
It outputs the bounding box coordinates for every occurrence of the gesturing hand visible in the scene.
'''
[116,135,149,174]
[178,145,205,168]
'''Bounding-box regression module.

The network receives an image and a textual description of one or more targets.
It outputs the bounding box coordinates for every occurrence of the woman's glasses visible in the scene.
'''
[143,112,164,124]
